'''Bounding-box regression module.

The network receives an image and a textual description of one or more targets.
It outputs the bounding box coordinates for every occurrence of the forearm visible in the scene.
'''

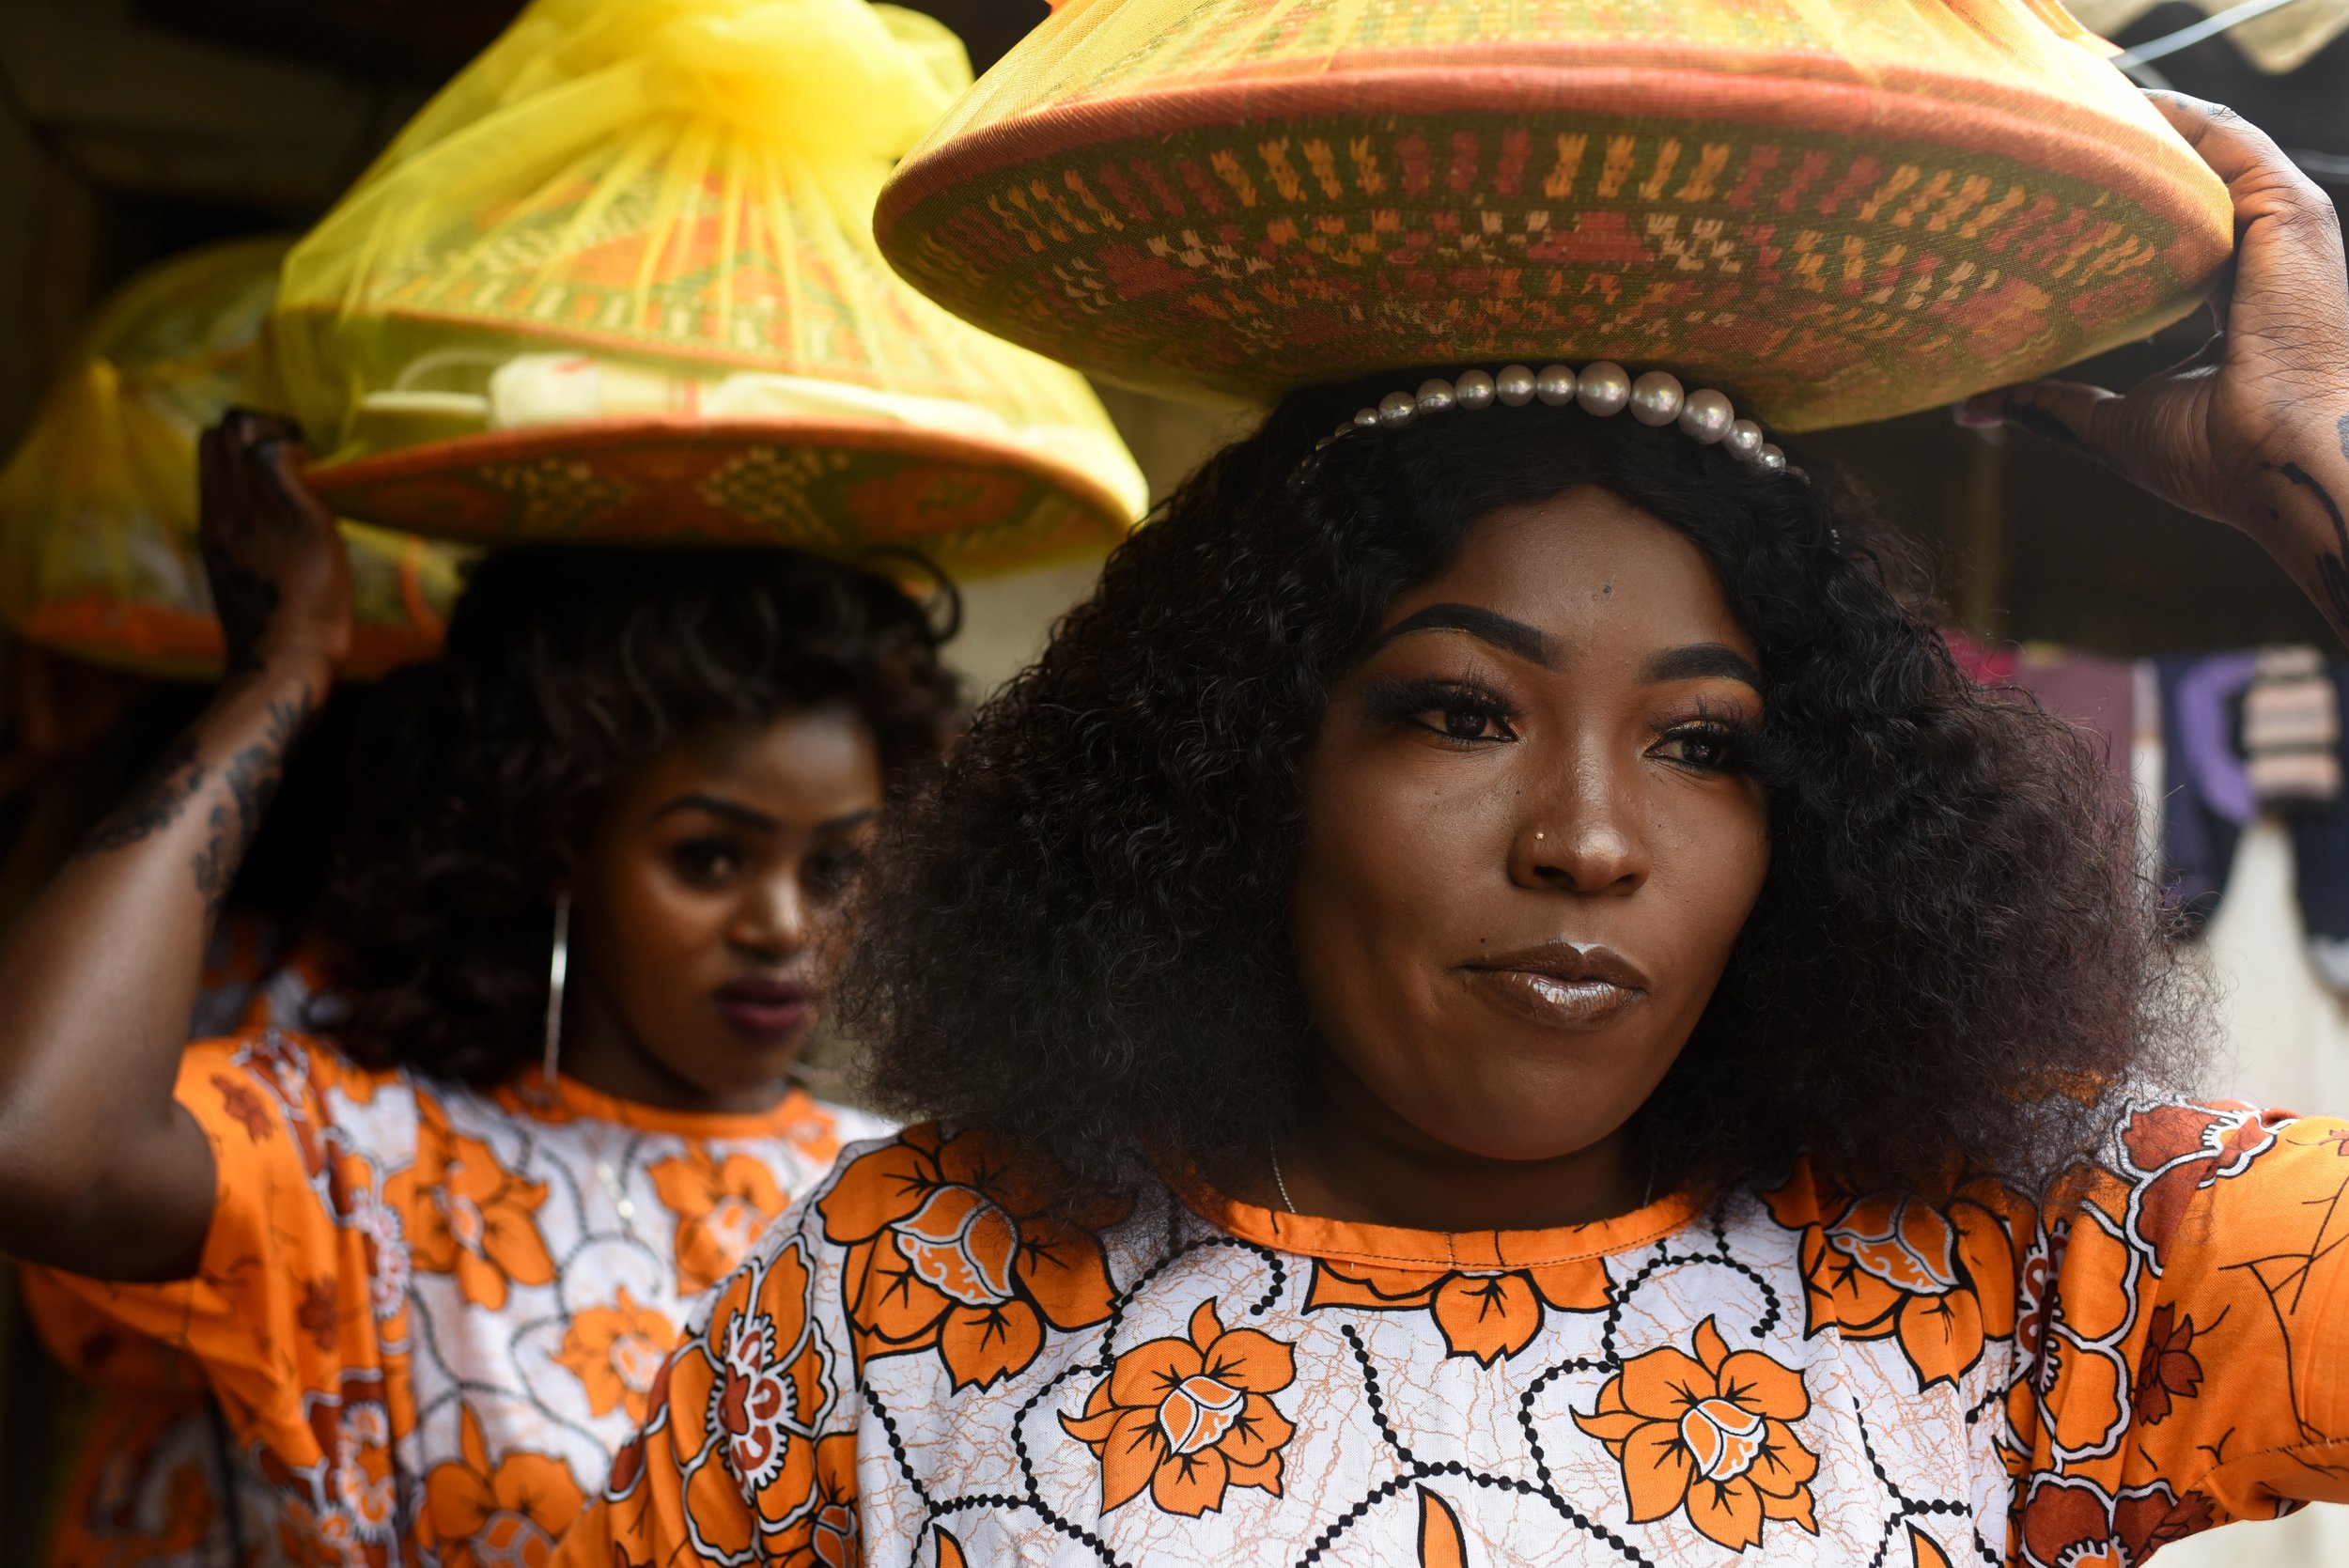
[2252,414,2349,647]
[0,654,323,1263]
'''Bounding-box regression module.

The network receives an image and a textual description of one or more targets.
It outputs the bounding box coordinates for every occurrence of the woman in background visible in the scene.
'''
[0,412,959,1562]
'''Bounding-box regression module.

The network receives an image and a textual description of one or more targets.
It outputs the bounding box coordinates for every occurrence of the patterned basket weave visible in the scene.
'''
[0,239,466,681]
[266,0,1147,571]
[873,0,2235,430]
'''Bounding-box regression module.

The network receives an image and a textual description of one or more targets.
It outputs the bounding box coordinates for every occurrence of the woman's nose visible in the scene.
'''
[1511,759,1650,895]
[729,870,811,958]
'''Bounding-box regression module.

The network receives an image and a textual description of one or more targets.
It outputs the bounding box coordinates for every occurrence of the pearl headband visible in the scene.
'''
[1313,362,1796,476]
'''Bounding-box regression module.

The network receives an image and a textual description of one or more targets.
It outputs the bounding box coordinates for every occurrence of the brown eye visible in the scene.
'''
[1443,708,1493,740]
[1656,725,1739,772]
[672,839,746,885]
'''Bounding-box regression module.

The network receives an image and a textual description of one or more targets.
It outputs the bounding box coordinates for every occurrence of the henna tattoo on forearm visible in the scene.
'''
[188,688,315,914]
[70,735,208,859]
[2271,458,2349,635]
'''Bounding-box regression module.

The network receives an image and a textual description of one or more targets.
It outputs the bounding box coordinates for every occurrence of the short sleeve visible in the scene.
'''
[2006,1102,2349,1555]
[22,1028,400,1478]
[560,1188,862,1568]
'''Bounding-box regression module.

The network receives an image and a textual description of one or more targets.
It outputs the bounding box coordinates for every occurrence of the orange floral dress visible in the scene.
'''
[557,1105,2349,1566]
[23,1022,890,1568]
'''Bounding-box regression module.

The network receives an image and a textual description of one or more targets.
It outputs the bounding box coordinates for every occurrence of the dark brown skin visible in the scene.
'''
[1281,493,1770,1232]
[1962,93,2349,645]
[0,417,883,1279]
[1274,96,2349,1234]
[561,712,882,1114]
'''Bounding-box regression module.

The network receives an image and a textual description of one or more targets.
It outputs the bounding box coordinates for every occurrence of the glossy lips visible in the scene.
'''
[1461,941,1649,1030]
[710,975,813,1043]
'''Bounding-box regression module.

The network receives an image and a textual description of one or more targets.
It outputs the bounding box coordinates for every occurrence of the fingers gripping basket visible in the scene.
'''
[870,0,2236,429]
[264,0,1147,572]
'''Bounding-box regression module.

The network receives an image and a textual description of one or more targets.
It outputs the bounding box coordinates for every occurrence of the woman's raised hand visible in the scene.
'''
[198,410,352,680]
[0,412,348,1278]
[1960,94,2349,640]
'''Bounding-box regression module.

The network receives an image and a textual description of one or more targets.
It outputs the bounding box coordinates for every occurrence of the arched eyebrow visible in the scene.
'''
[650,794,780,832]
[1369,603,1556,667]
[1644,643,1762,691]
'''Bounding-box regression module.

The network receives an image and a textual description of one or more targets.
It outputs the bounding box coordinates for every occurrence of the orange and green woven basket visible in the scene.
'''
[873,0,2236,430]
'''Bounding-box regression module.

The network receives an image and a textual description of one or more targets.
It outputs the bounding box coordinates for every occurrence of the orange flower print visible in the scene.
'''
[422,1405,585,1568]
[1573,1316,1819,1553]
[784,1435,861,1568]
[661,1238,849,1561]
[556,1288,677,1421]
[2114,1101,2278,1270]
[819,1126,1124,1390]
[1061,1298,1297,1517]
[651,1146,788,1294]
[2017,1475,2213,1568]
[1416,1486,1470,1567]
[256,1375,399,1568]
[2131,1303,2204,1426]
[1765,1172,2023,1389]
[212,1073,273,1141]
[397,1110,555,1311]
[1306,1251,1608,1365]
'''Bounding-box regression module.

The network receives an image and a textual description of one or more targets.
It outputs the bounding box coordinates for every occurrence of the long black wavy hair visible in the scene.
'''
[842,374,2200,1201]
[318,546,963,1085]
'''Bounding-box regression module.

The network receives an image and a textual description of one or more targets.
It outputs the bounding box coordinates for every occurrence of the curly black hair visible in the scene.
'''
[842,374,2201,1203]
[317,546,963,1085]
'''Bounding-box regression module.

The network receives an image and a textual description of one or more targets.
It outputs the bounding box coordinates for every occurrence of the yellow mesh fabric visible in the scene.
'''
[0,239,466,681]
[264,0,1145,570]
[874,0,2234,427]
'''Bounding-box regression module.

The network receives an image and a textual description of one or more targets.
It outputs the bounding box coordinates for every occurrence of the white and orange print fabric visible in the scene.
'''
[24,1023,890,1567]
[562,1105,2349,1566]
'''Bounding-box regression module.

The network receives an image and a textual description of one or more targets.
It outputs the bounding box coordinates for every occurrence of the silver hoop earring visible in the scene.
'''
[542,893,571,1084]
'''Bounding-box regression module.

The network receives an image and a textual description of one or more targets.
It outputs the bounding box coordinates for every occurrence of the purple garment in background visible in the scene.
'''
[2158,650,2263,930]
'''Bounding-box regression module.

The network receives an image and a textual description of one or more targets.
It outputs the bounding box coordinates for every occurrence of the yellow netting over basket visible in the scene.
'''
[872,0,2236,430]
[263,0,1147,573]
[0,239,466,682]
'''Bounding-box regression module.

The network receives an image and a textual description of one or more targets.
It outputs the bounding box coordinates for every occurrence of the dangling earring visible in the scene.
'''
[542,893,571,1084]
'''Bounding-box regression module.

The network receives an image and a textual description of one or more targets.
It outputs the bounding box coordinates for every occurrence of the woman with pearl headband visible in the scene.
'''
[560,4,2349,1565]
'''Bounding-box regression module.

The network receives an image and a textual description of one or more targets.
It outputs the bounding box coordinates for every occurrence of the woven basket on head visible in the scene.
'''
[873,0,2234,431]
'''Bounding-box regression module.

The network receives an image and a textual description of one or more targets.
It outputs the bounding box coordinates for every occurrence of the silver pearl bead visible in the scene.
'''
[1535,364,1578,406]
[1628,371,1685,427]
[1494,365,1537,407]
[1377,390,1417,427]
[1354,407,1382,430]
[1724,418,1765,459]
[1678,389,1735,443]
[1454,369,1495,411]
[1758,443,1787,471]
[1576,361,1631,416]
[1417,378,1456,416]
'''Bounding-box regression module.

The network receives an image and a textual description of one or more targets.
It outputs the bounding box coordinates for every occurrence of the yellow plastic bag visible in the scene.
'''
[0,239,467,681]
[264,0,1147,575]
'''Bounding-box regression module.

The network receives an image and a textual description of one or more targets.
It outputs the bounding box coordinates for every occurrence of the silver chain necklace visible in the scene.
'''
[1268,1139,1299,1215]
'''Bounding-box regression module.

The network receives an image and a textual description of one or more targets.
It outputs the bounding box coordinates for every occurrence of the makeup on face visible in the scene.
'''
[1287,488,1772,1198]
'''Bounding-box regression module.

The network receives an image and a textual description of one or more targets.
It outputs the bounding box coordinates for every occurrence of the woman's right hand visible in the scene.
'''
[198,411,352,679]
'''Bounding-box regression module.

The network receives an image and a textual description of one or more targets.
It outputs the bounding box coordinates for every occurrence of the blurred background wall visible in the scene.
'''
[0,0,2344,1560]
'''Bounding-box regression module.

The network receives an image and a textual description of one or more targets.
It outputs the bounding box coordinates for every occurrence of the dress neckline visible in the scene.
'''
[1166,1167,1704,1270]
[505,1067,834,1141]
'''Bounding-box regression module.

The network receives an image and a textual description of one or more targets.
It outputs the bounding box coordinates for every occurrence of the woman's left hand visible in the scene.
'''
[1959,93,2349,637]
